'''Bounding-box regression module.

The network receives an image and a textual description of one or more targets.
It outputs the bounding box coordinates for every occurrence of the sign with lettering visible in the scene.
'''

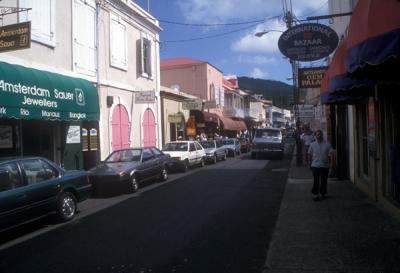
[278,23,339,61]
[298,67,328,88]
[204,100,216,109]
[66,126,81,144]
[168,114,183,123]
[182,98,202,110]
[89,128,98,151]
[0,22,31,53]
[135,90,155,104]
[0,61,99,121]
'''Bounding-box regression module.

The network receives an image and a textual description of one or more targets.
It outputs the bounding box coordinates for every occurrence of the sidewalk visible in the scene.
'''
[263,150,400,273]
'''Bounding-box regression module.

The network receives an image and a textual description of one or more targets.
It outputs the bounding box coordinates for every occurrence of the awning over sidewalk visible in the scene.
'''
[345,0,400,79]
[216,113,247,131]
[190,110,219,124]
[0,61,100,121]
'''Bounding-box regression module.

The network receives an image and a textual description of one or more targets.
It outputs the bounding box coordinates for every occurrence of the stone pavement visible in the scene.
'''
[262,151,400,273]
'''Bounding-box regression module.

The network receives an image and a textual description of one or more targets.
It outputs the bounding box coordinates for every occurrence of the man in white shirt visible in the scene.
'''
[308,129,333,201]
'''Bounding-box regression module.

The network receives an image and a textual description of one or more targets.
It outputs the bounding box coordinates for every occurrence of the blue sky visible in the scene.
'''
[135,0,328,83]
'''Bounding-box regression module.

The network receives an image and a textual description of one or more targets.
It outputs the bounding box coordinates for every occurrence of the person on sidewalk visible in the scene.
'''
[308,129,333,201]
[301,126,315,165]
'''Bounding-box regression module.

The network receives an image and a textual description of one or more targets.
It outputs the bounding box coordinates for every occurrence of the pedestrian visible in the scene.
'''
[308,129,333,201]
[301,127,315,165]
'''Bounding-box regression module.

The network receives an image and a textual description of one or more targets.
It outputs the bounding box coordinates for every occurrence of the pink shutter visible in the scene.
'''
[143,108,156,147]
[112,105,130,151]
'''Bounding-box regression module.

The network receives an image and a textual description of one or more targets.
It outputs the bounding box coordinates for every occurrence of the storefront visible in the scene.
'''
[0,61,100,170]
[189,110,219,139]
[321,0,400,214]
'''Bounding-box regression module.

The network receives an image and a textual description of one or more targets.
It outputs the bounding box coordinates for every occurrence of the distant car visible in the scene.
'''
[162,141,206,172]
[251,128,284,159]
[0,157,92,232]
[89,147,171,196]
[222,138,241,157]
[239,138,251,153]
[200,140,227,163]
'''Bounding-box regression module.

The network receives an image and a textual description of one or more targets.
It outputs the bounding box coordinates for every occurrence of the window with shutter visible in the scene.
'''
[139,36,153,79]
[73,0,97,77]
[110,14,128,70]
[20,0,55,47]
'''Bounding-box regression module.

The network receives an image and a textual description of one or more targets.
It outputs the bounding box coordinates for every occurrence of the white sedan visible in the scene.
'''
[162,141,206,172]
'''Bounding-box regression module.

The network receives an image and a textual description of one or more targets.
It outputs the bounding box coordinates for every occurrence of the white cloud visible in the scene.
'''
[249,68,268,79]
[238,55,277,65]
[176,0,327,23]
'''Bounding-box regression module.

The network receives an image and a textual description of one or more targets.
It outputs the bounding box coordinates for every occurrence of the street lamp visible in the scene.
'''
[254,30,283,37]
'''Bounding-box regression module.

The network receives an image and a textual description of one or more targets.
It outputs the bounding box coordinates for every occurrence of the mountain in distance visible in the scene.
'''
[238,76,297,109]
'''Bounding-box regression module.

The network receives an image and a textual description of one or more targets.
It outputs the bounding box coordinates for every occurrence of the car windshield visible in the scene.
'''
[105,149,142,162]
[222,139,234,145]
[255,130,281,138]
[200,141,215,148]
[163,142,188,151]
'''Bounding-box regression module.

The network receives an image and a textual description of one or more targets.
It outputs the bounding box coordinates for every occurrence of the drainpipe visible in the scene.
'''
[95,0,102,159]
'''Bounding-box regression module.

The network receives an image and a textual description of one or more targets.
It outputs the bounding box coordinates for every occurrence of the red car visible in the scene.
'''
[239,138,251,153]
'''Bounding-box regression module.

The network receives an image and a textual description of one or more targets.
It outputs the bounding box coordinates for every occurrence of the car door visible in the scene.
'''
[19,158,61,218]
[140,148,158,180]
[0,161,26,231]
[188,143,197,165]
[151,147,165,172]
[194,142,205,162]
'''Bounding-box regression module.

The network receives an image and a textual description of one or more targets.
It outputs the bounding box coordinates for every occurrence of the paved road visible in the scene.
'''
[0,142,294,273]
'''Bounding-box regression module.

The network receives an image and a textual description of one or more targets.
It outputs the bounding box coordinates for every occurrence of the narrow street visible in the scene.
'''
[0,144,294,273]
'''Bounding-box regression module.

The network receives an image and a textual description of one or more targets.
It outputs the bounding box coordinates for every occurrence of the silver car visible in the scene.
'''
[200,140,227,163]
[251,128,284,159]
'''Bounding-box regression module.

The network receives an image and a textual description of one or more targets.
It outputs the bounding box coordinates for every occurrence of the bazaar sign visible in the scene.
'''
[278,23,339,61]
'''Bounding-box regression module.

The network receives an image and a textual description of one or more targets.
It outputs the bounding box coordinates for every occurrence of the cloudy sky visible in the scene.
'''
[135,0,329,83]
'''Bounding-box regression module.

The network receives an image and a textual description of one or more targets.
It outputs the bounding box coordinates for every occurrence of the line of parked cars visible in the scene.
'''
[0,137,256,232]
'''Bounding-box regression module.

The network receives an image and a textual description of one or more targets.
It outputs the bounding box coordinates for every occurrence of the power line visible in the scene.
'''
[162,22,262,43]
[159,18,266,27]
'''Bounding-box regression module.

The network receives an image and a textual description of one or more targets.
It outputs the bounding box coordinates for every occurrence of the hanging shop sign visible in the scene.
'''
[135,90,155,104]
[182,98,202,110]
[89,128,98,151]
[0,61,99,121]
[278,23,339,61]
[204,100,216,109]
[168,114,183,123]
[0,22,31,53]
[298,67,328,88]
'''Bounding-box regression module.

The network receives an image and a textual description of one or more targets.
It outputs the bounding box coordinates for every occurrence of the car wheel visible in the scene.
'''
[212,155,217,164]
[130,175,139,193]
[159,166,168,182]
[56,191,77,222]
[182,159,189,172]
[200,158,205,167]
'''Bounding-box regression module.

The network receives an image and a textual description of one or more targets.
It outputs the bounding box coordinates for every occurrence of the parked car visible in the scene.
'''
[251,128,284,159]
[162,141,206,172]
[222,138,241,157]
[239,138,251,153]
[0,157,92,232]
[200,140,227,163]
[89,147,171,196]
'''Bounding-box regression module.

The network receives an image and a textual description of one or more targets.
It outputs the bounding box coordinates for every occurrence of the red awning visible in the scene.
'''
[345,0,400,78]
[215,113,246,131]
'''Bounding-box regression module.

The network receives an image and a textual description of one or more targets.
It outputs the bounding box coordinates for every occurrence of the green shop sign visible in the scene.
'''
[0,61,99,121]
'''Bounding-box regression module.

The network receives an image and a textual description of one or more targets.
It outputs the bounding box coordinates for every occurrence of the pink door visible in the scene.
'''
[143,108,156,147]
[112,104,130,151]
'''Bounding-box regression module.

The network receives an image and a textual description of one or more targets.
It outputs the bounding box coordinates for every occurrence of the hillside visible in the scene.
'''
[238,76,297,109]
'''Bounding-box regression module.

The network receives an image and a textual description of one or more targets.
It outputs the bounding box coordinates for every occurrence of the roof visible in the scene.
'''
[160,58,206,69]
[223,78,235,90]
[160,57,223,73]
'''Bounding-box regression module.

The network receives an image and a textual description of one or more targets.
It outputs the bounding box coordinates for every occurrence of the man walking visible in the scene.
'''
[308,130,333,201]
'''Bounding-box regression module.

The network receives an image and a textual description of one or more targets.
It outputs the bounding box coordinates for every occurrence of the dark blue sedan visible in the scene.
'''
[0,157,92,232]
